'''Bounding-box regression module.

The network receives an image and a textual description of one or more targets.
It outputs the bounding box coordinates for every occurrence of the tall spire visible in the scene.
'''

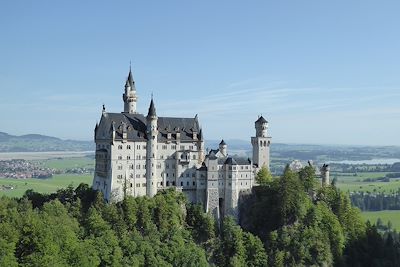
[125,61,136,91]
[123,65,138,113]
[147,96,157,118]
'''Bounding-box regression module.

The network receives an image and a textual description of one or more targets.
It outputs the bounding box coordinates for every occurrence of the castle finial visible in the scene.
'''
[102,104,105,113]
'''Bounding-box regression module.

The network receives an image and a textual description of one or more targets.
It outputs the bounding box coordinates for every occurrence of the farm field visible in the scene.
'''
[0,174,92,198]
[37,156,94,170]
[335,172,400,193]
[361,210,400,231]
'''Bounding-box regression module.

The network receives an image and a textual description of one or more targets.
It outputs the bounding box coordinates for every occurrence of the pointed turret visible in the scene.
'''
[122,66,138,113]
[127,68,135,90]
[146,96,158,197]
[219,139,227,156]
[147,98,157,118]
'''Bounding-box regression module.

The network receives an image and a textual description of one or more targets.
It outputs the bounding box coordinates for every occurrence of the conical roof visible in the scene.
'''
[147,98,157,118]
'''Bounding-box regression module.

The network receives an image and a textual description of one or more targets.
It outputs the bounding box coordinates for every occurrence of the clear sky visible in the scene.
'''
[1,1,399,145]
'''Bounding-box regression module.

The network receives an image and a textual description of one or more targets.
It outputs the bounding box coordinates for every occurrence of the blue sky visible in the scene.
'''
[1,1,399,145]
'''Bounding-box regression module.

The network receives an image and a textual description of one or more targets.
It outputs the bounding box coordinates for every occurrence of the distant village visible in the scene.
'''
[0,159,93,179]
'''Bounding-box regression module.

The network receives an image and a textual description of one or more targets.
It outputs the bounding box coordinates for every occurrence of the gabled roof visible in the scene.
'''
[219,139,226,146]
[96,112,202,142]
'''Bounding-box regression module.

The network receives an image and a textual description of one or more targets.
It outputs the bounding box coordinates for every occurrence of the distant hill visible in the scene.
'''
[0,132,94,152]
[1,132,400,162]
[206,139,400,162]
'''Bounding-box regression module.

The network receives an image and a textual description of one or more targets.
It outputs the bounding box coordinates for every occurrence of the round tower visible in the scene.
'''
[146,98,158,197]
[320,164,330,186]
[219,139,227,156]
[122,68,138,114]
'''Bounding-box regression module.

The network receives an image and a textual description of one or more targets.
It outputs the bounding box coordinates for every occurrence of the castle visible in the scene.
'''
[92,68,271,219]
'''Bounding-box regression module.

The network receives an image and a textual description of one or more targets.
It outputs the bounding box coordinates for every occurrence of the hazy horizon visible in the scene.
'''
[1,1,400,145]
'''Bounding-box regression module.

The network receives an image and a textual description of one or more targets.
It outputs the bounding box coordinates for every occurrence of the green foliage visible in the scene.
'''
[214,217,267,267]
[256,166,273,185]
[240,165,396,266]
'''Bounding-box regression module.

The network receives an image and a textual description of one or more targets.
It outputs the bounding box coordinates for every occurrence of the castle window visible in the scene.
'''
[118,145,123,150]
[186,173,189,177]
[192,173,195,177]
[172,173,175,177]
[130,183,133,187]
[166,181,169,186]
[129,164,133,169]
[130,173,134,178]
[187,181,189,186]
[172,181,176,186]
[137,145,140,149]
[192,155,196,160]
[143,145,146,149]
[193,181,196,186]
[127,145,131,149]
[166,164,169,169]
[127,156,130,160]
[172,145,176,149]
[180,182,183,186]
[189,145,193,150]
[136,183,140,187]
[142,183,146,187]
[180,145,184,150]
[166,173,169,177]
[136,174,140,178]
[136,155,140,160]
[160,181,163,186]
[118,156,122,160]
[136,164,140,169]
[162,145,167,150]
[172,164,176,169]
[160,155,164,159]
[143,174,146,178]
[118,165,122,170]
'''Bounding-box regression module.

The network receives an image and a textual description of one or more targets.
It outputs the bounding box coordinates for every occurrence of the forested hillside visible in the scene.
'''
[1,166,400,266]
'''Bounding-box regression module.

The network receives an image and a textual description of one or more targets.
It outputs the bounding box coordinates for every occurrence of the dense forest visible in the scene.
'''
[350,189,400,211]
[1,166,400,266]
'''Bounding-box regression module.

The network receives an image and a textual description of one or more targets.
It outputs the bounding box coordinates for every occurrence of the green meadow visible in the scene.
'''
[361,210,400,231]
[0,174,93,198]
[35,156,94,170]
[335,172,400,193]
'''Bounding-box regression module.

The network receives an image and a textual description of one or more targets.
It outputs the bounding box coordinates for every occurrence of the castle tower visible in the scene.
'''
[320,164,330,186]
[122,68,138,113]
[251,116,271,169]
[146,98,158,197]
[219,139,227,156]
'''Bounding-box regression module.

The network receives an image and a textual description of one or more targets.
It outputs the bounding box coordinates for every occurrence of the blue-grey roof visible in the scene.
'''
[96,112,201,142]
[255,116,268,124]
[147,99,157,117]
